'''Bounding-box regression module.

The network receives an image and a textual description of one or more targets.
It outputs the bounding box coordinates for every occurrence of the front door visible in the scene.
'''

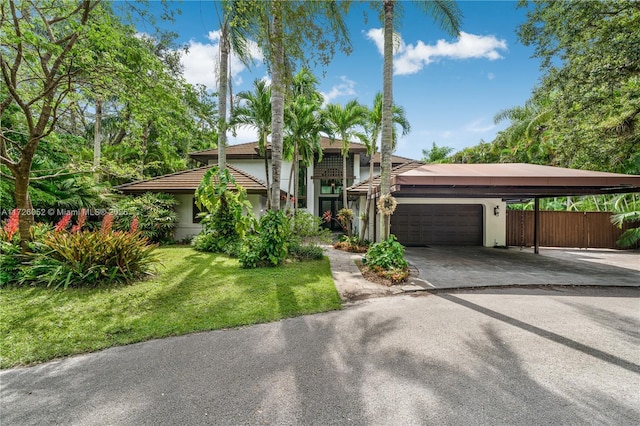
[319,197,344,231]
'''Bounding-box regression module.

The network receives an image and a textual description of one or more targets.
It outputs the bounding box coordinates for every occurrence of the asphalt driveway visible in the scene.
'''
[404,246,640,289]
[1,287,639,425]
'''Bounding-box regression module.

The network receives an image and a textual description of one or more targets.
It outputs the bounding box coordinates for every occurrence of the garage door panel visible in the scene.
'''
[391,204,483,246]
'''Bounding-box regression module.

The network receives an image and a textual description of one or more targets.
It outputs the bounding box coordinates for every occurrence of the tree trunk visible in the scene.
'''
[269,6,285,211]
[263,131,271,209]
[14,171,33,249]
[218,24,230,171]
[359,154,375,241]
[93,98,102,168]
[380,0,395,240]
[342,152,348,208]
[293,150,299,214]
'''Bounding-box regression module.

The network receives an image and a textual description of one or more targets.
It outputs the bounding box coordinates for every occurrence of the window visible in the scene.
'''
[320,179,342,194]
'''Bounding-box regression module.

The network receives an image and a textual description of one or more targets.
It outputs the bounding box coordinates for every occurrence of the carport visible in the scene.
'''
[354,163,640,252]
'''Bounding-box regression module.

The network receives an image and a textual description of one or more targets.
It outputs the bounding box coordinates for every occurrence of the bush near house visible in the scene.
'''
[363,234,409,283]
[113,192,178,244]
[1,211,157,289]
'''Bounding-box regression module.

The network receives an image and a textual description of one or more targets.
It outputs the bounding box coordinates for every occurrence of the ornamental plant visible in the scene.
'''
[113,193,179,244]
[364,234,409,283]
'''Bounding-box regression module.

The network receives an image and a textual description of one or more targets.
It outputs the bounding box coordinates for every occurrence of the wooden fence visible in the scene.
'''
[506,210,638,249]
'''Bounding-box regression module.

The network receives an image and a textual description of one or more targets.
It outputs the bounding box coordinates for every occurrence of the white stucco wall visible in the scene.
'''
[173,194,203,242]
[362,197,507,247]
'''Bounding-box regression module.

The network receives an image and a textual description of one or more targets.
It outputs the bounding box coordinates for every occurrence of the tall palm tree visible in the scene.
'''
[215,0,254,171]
[323,100,367,208]
[360,92,410,241]
[379,0,462,239]
[230,79,272,206]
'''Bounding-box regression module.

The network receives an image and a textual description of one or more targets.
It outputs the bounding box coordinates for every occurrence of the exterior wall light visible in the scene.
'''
[494,205,500,216]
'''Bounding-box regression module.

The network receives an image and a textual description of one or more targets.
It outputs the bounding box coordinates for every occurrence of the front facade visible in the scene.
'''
[119,142,640,246]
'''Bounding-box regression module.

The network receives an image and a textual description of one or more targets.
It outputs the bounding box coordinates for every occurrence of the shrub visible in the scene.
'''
[290,211,331,244]
[20,229,157,289]
[334,235,370,253]
[289,241,324,261]
[364,234,408,270]
[193,167,255,253]
[192,232,241,257]
[0,241,22,286]
[113,192,178,244]
[239,211,289,268]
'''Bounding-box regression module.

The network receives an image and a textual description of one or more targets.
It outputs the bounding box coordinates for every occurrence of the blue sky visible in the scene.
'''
[140,1,543,161]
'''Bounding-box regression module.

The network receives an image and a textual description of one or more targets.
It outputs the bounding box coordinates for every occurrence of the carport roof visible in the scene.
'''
[351,163,640,199]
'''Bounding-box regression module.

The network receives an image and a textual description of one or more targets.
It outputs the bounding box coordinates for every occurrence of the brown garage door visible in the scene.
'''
[391,204,483,246]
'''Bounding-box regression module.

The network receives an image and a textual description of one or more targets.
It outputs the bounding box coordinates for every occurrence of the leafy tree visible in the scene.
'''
[517,0,640,173]
[378,0,462,239]
[421,142,454,164]
[323,100,367,207]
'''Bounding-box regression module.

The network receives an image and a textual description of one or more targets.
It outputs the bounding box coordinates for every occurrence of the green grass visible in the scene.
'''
[0,246,341,369]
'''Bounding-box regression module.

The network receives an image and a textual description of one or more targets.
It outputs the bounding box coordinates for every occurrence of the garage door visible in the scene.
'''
[391,204,483,246]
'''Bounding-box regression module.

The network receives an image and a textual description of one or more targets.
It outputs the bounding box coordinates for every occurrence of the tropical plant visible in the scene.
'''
[239,210,289,268]
[363,234,409,283]
[231,79,272,205]
[112,193,179,244]
[323,100,368,207]
[194,167,255,253]
[421,142,454,164]
[284,70,327,212]
[378,0,461,239]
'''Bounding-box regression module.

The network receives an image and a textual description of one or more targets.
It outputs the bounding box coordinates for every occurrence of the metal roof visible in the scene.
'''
[116,164,268,194]
[349,163,640,199]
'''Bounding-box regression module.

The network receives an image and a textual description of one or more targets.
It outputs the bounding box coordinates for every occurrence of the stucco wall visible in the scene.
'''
[173,194,202,242]
[362,197,507,247]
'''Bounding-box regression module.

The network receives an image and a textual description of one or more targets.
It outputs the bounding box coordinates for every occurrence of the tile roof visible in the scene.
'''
[347,162,423,195]
[189,137,368,163]
[116,164,268,194]
[369,152,417,165]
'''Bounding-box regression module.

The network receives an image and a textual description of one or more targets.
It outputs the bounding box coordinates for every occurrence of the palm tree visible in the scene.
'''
[379,0,462,239]
[360,92,410,241]
[323,100,368,208]
[215,0,254,171]
[283,69,326,212]
[230,79,272,206]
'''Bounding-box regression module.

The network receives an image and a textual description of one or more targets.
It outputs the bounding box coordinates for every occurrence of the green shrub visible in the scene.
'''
[192,232,241,257]
[364,234,408,270]
[20,230,157,289]
[0,241,22,286]
[113,193,178,244]
[289,241,324,261]
[290,211,332,244]
[239,211,289,268]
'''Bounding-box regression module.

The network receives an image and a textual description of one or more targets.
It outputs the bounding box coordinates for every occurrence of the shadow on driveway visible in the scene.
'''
[404,246,640,289]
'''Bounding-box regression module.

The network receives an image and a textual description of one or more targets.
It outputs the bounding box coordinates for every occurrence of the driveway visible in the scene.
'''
[1,287,639,425]
[404,246,640,289]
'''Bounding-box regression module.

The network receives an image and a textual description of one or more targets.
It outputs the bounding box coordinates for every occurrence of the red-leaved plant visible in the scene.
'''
[2,209,20,241]
[71,208,87,233]
[54,213,72,232]
[101,213,114,234]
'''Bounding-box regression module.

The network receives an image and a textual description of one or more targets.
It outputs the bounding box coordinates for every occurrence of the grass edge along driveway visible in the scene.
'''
[0,246,341,369]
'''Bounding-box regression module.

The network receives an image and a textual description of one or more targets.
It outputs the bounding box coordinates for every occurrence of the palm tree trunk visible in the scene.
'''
[269,6,284,211]
[380,0,395,240]
[218,24,229,171]
[93,98,102,169]
[293,150,299,214]
[263,131,271,209]
[342,152,348,208]
[359,154,375,241]
[287,153,295,211]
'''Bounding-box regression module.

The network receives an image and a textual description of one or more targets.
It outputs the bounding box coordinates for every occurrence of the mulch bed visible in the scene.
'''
[355,259,399,287]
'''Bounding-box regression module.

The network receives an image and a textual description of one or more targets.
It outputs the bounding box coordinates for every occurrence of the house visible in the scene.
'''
[118,137,411,240]
[349,162,640,249]
[118,140,640,246]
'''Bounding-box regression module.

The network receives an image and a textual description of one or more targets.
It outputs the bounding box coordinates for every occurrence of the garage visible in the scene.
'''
[390,204,483,246]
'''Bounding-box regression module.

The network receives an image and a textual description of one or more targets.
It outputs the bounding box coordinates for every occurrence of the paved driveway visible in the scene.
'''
[1,287,639,425]
[404,246,640,289]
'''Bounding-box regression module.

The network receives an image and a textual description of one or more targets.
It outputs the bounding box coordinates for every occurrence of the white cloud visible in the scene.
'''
[229,124,259,144]
[487,72,496,80]
[364,28,406,56]
[465,118,496,133]
[365,29,508,76]
[320,76,356,105]
[180,32,264,91]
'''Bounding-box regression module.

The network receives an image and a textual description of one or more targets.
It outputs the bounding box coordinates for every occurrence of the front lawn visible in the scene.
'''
[0,246,341,368]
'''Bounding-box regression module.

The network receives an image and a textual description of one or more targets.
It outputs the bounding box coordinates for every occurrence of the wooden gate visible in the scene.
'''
[506,210,638,249]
